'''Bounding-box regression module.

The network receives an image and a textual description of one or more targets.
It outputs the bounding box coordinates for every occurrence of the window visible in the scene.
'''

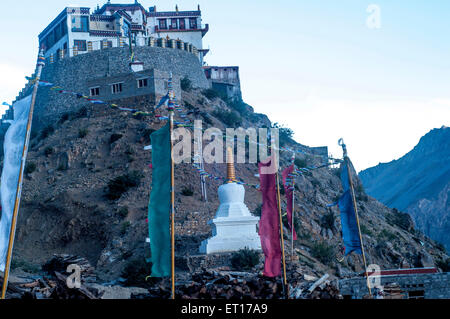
[74,40,87,51]
[101,40,113,49]
[170,19,178,29]
[137,78,148,88]
[158,19,167,30]
[72,16,89,32]
[61,18,68,36]
[111,83,123,94]
[189,18,197,29]
[179,19,185,30]
[90,87,100,96]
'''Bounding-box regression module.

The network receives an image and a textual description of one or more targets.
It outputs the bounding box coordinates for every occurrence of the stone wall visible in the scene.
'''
[339,272,450,299]
[85,69,181,104]
[16,46,209,131]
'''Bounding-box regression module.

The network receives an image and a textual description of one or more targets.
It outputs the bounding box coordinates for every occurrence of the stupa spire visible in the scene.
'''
[226,147,236,183]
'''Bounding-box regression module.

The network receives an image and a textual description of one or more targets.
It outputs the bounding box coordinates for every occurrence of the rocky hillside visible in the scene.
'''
[360,126,450,251]
[3,88,448,296]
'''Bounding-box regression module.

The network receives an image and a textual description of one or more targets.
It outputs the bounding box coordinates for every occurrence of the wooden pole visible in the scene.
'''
[339,139,372,298]
[1,49,45,300]
[276,172,288,298]
[168,74,176,300]
[290,152,295,261]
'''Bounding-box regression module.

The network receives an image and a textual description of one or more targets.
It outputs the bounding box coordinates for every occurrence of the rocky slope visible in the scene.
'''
[2,89,448,297]
[360,126,450,250]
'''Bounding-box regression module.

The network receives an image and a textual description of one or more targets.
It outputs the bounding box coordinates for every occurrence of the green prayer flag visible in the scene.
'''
[148,122,171,277]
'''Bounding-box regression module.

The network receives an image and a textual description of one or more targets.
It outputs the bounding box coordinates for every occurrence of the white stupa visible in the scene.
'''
[200,148,261,254]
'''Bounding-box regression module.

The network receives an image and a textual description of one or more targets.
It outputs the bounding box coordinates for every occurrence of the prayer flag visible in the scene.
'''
[258,158,281,277]
[147,122,171,277]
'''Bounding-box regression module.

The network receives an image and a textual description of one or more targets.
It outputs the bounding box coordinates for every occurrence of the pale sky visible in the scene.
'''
[0,0,449,171]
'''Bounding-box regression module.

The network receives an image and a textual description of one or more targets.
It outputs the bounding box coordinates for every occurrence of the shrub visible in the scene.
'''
[228,99,248,116]
[11,258,40,273]
[40,125,54,140]
[311,241,335,265]
[117,206,129,219]
[212,109,242,127]
[75,106,88,118]
[230,248,260,271]
[355,183,369,202]
[59,113,70,124]
[378,229,396,241]
[386,208,414,231]
[252,204,262,217]
[202,88,221,100]
[25,162,36,174]
[181,76,192,91]
[121,257,151,287]
[110,133,123,144]
[181,187,194,196]
[294,158,308,169]
[141,128,156,144]
[436,258,450,272]
[120,221,131,235]
[106,171,143,200]
[78,128,89,138]
[184,101,194,110]
[436,242,447,253]
[202,113,213,125]
[44,147,54,157]
[360,223,373,236]
[321,211,335,230]
[272,123,294,146]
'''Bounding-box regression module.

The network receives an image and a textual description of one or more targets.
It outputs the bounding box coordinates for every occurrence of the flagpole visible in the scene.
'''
[168,73,176,300]
[1,49,45,300]
[339,139,372,298]
[276,172,288,298]
[290,152,295,261]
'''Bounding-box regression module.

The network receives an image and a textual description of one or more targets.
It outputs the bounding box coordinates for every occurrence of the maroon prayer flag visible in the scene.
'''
[282,164,297,240]
[258,158,281,277]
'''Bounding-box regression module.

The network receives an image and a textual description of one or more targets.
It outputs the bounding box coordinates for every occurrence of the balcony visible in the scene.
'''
[155,23,209,36]
[89,30,121,37]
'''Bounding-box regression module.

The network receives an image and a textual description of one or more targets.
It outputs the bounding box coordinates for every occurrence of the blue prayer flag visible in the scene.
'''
[338,161,362,255]
[156,94,169,109]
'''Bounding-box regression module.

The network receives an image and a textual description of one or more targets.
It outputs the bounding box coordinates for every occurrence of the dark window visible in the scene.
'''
[90,87,100,96]
[74,40,87,51]
[137,78,148,88]
[170,19,178,29]
[189,18,197,29]
[61,18,68,36]
[179,19,185,29]
[159,19,167,30]
[55,25,61,41]
[111,83,123,94]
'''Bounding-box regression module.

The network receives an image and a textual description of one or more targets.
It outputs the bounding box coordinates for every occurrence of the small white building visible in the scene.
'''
[38,1,209,63]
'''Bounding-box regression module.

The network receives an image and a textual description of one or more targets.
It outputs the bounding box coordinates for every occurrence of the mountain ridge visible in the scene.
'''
[360,126,450,250]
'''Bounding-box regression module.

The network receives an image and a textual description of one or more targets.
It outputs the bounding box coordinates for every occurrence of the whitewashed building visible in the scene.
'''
[38,1,209,63]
